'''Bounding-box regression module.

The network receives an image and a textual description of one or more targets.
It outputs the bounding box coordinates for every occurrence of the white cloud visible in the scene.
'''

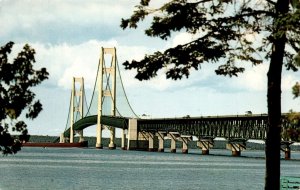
[282,74,299,91]
[170,32,202,47]
[30,41,99,89]
[171,33,194,47]
[231,64,268,91]
[0,0,138,43]
[1,0,135,27]
[11,40,159,90]
[226,63,299,93]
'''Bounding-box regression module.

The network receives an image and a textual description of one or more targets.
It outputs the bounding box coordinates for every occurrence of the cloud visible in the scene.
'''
[0,0,138,44]
[227,63,299,93]
[230,64,268,91]
[171,32,195,47]
[282,72,299,91]
[9,40,160,90]
[10,33,295,99]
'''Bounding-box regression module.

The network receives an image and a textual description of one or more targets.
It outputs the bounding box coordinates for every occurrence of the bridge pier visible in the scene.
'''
[60,133,65,143]
[76,130,84,143]
[108,127,116,150]
[283,146,291,160]
[127,119,149,150]
[148,133,158,152]
[156,132,166,152]
[127,119,138,150]
[168,132,179,153]
[179,135,192,154]
[281,141,294,160]
[96,124,103,149]
[197,137,214,155]
[226,139,246,156]
[121,129,127,150]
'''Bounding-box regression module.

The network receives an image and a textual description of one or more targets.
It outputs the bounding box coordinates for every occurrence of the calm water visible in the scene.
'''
[0,148,300,190]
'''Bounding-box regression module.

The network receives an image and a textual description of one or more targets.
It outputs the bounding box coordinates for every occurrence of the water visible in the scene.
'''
[0,148,300,190]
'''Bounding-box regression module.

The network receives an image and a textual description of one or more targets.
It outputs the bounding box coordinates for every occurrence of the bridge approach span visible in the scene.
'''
[137,114,291,140]
[65,114,292,141]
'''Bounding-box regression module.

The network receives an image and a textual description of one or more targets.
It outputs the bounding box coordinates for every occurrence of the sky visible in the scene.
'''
[1,0,299,137]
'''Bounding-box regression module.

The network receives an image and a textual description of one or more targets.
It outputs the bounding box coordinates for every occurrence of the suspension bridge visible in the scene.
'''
[57,47,298,158]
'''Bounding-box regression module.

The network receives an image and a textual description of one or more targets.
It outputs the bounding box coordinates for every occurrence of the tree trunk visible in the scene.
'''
[265,1,289,189]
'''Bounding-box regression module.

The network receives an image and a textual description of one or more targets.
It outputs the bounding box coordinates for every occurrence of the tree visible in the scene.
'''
[292,82,300,98]
[0,42,49,155]
[120,0,300,189]
[282,110,300,141]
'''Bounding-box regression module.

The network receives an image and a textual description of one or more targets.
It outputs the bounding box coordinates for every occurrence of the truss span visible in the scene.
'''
[137,114,268,140]
[137,114,293,141]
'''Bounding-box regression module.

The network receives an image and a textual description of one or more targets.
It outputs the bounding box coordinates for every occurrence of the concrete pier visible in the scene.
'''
[108,127,116,149]
[60,133,65,143]
[168,132,179,153]
[127,119,138,150]
[77,130,84,143]
[121,129,127,150]
[197,138,214,155]
[96,124,103,149]
[157,132,166,152]
[179,135,192,154]
[148,133,158,152]
[126,119,148,150]
[284,147,291,160]
[281,141,294,160]
[226,139,246,156]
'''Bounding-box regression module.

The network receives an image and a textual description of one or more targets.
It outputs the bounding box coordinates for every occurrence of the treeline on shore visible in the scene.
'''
[27,135,300,151]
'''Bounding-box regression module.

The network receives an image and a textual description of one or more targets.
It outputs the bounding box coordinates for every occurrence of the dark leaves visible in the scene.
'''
[145,2,206,40]
[140,0,151,6]
[215,64,245,77]
[0,42,48,155]
[292,82,300,98]
[26,100,43,119]
[120,6,148,29]
[121,0,275,80]
[0,41,14,64]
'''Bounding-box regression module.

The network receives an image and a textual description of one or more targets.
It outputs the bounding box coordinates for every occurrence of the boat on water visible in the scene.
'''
[22,141,88,148]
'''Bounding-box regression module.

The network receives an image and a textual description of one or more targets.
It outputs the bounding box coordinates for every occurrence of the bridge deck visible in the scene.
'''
[62,113,295,142]
[63,115,129,137]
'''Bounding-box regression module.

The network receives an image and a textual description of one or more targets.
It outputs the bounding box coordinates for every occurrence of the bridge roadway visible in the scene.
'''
[65,113,292,141]
[61,113,296,158]
[63,115,129,137]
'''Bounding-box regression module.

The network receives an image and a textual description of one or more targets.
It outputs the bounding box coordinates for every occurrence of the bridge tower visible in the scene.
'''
[69,77,84,143]
[96,47,117,149]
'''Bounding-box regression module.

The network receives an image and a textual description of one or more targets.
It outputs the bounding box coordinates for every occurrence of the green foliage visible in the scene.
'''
[291,0,300,10]
[0,42,49,155]
[292,82,300,98]
[282,111,300,141]
[121,0,300,80]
